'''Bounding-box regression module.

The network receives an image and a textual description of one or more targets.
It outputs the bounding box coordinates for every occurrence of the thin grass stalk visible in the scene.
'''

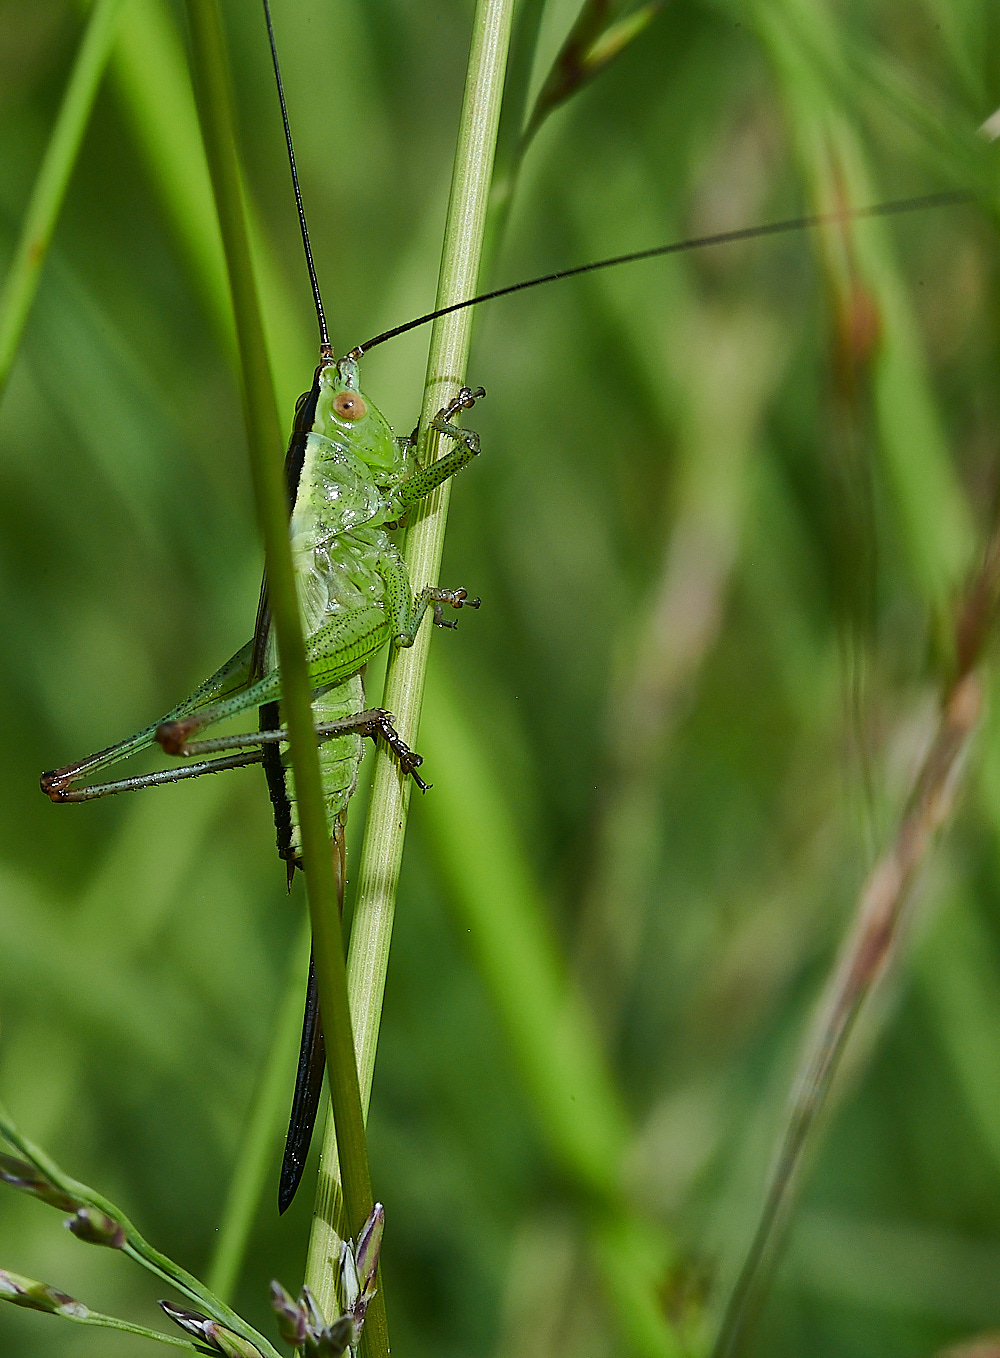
[304,0,515,1313]
[207,919,313,1302]
[0,1103,283,1357]
[0,0,126,401]
[3,1306,200,1350]
[105,0,233,355]
[181,5,383,1350]
[24,1308,200,1349]
[711,518,1000,1358]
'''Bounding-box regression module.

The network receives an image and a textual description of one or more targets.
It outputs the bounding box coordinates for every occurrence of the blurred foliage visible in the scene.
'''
[2,0,1000,1356]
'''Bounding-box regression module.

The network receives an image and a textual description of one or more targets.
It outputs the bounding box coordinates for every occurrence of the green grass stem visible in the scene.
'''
[0,0,126,402]
[207,918,313,1302]
[46,1310,200,1350]
[303,0,515,1316]
[181,4,383,1351]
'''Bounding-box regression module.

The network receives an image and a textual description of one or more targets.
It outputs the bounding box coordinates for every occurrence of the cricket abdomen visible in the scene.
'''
[275,671,367,872]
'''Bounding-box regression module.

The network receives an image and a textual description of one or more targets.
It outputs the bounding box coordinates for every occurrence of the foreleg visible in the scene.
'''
[374,548,480,648]
[388,385,486,513]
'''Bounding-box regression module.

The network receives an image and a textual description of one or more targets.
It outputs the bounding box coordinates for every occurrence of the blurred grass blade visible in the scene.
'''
[304,0,515,1320]
[713,679,981,1356]
[207,920,313,1302]
[916,883,1000,1181]
[575,305,786,1036]
[105,0,231,350]
[422,658,629,1193]
[421,658,685,1357]
[919,684,1000,1182]
[107,0,313,405]
[522,0,661,149]
[485,0,660,271]
[755,0,975,608]
[711,510,1000,1356]
[0,0,126,402]
[481,0,545,266]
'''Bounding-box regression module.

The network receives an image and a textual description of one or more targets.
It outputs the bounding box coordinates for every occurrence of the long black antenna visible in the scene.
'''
[262,0,332,359]
[347,189,971,358]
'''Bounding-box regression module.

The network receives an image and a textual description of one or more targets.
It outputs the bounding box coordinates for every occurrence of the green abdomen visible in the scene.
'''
[281,671,366,864]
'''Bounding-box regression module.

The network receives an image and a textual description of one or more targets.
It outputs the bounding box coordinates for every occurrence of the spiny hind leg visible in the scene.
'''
[157,602,390,751]
[41,750,264,801]
[40,639,257,798]
[356,710,429,789]
[171,706,430,791]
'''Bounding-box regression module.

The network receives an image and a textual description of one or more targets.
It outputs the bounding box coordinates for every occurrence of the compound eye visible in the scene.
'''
[334,391,367,421]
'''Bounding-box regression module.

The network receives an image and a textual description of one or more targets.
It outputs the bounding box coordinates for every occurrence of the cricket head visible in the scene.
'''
[312,358,401,476]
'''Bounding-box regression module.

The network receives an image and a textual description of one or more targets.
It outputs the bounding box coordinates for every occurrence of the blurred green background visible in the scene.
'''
[2,0,1000,1355]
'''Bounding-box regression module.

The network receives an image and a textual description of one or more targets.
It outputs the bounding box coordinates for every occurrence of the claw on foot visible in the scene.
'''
[370,710,430,790]
[433,586,481,628]
[447,587,481,608]
[440,384,486,422]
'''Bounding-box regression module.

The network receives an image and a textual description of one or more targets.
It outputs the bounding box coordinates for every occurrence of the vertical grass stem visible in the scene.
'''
[182,5,384,1350]
[0,0,126,401]
[304,0,515,1314]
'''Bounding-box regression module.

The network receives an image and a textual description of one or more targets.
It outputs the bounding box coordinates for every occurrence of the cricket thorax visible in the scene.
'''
[297,429,387,535]
[294,528,394,635]
[284,358,410,646]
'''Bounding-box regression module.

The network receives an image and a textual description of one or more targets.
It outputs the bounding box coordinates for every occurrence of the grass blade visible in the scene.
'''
[711,517,1000,1357]
[304,0,516,1317]
[181,4,382,1349]
[0,0,126,401]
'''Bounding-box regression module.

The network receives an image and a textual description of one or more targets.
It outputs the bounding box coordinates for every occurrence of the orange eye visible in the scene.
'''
[334,391,367,421]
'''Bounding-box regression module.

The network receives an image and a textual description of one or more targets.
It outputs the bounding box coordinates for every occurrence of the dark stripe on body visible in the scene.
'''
[253,367,325,872]
[254,367,334,1211]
